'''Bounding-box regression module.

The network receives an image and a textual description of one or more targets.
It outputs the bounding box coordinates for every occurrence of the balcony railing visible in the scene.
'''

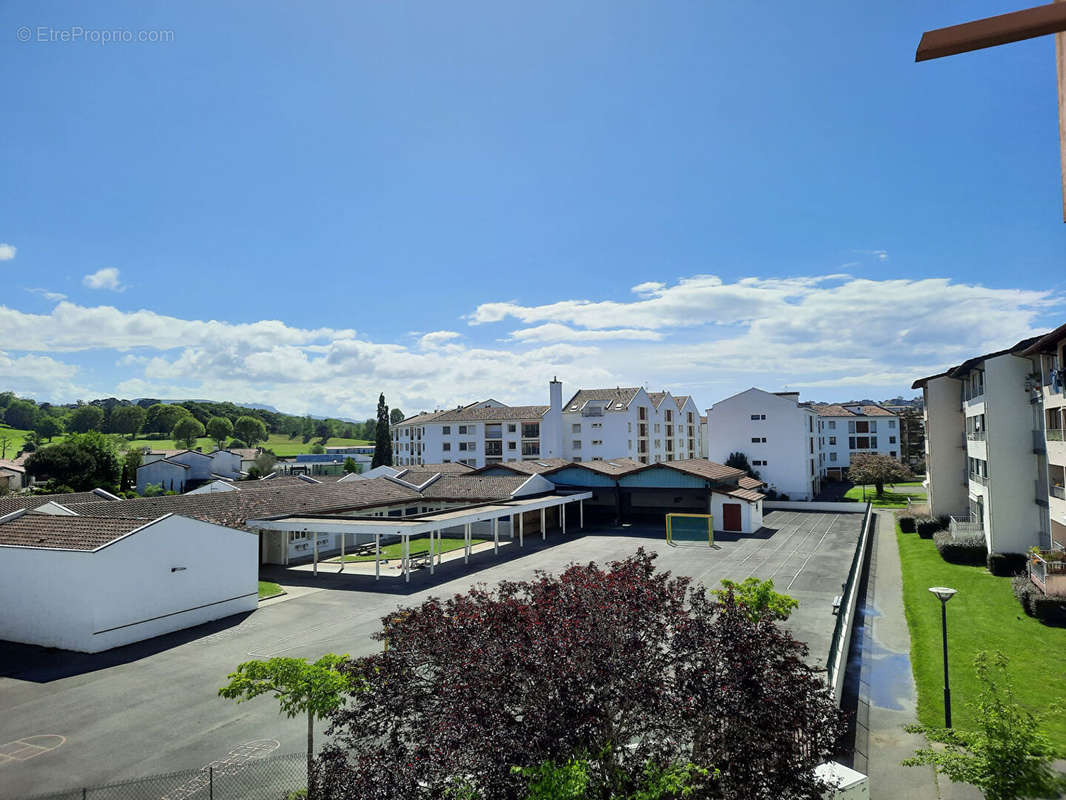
[1052,485,1066,501]
[949,516,983,539]
[969,472,989,486]
[966,431,986,441]
[963,387,985,403]
[1047,428,1065,442]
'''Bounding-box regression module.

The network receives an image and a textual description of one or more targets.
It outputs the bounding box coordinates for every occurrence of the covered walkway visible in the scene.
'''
[250,492,592,583]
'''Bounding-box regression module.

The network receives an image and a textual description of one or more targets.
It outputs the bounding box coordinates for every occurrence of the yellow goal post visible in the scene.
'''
[665,513,714,546]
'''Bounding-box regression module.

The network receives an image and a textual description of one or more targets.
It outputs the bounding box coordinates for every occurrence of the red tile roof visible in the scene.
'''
[0,512,152,550]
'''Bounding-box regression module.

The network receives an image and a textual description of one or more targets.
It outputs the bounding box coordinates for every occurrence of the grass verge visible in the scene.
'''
[258,580,285,600]
[843,487,924,507]
[327,536,490,562]
[896,520,1066,754]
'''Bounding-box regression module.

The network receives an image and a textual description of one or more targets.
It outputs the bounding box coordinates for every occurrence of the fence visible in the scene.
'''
[825,503,874,704]
[22,752,305,800]
[762,501,867,513]
[949,515,982,540]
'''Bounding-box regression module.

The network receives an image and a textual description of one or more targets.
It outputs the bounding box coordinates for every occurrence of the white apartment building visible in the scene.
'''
[1022,326,1066,549]
[815,404,900,480]
[392,380,704,469]
[914,335,1050,554]
[705,388,820,500]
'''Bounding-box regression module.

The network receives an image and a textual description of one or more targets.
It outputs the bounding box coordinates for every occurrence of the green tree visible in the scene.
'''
[109,405,147,439]
[301,416,315,444]
[218,655,355,799]
[3,398,38,430]
[372,393,392,467]
[712,577,798,623]
[724,452,759,480]
[206,416,234,450]
[343,457,358,474]
[142,482,164,497]
[314,420,331,443]
[67,405,106,434]
[24,431,120,492]
[904,651,1066,800]
[145,403,191,434]
[390,408,406,426]
[847,452,912,497]
[254,451,277,475]
[234,416,268,447]
[172,416,206,449]
[309,443,325,454]
[34,415,64,442]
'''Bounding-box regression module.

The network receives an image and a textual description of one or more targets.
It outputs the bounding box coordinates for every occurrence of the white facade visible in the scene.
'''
[393,381,704,469]
[816,405,900,476]
[209,449,244,479]
[137,458,189,494]
[1026,328,1066,548]
[920,375,969,519]
[705,388,820,501]
[0,514,257,653]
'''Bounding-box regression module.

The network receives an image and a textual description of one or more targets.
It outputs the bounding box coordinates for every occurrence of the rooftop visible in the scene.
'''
[0,511,153,551]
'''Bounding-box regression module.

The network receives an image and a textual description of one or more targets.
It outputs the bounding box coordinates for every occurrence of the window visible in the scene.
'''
[830,452,837,462]
[752,459,767,466]
[459,442,468,451]
[750,414,766,420]
[485,424,502,439]
[458,425,468,435]
[522,422,540,439]
[591,422,602,429]
[485,441,502,456]
[889,420,896,428]
[442,442,451,452]
[751,437,766,443]
[639,406,647,421]
[828,421,836,429]
[572,423,581,433]
[507,424,517,433]
[890,451,897,458]
[591,439,603,446]
[521,441,540,457]
[628,422,632,433]
[829,436,836,445]
[572,440,582,450]
[507,441,516,450]
[871,436,878,448]
[654,423,661,433]
[889,436,896,444]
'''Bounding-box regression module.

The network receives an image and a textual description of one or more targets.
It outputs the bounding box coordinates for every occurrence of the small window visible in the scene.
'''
[750,414,766,421]
[889,436,897,444]
[458,425,468,435]
[572,423,581,433]
[829,436,836,445]
[828,421,836,429]
[442,426,451,435]
[829,452,837,462]
[507,424,516,433]
[751,437,766,444]
[442,442,451,451]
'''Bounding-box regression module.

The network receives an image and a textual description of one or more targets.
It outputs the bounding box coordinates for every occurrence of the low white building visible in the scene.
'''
[705,388,820,501]
[137,458,190,494]
[0,511,257,652]
[815,403,900,479]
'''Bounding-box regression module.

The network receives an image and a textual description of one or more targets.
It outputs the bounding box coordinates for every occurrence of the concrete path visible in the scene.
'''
[857,510,979,799]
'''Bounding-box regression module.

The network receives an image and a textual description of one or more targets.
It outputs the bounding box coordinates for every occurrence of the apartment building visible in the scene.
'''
[815,404,900,480]
[913,335,1050,554]
[392,380,704,468]
[1022,325,1066,549]
[705,388,820,500]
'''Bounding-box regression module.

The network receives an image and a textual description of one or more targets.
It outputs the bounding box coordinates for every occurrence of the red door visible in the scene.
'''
[722,503,742,532]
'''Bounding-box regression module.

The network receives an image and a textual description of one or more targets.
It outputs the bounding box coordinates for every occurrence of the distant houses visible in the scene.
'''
[135,448,251,494]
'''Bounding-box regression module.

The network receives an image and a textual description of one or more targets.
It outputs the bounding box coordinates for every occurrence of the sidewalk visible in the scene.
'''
[858,510,980,799]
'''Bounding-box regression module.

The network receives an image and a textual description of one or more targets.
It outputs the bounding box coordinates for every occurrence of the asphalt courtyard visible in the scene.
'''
[0,509,863,798]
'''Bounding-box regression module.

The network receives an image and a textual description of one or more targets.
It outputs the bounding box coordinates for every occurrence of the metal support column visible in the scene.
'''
[541,507,546,540]
[403,535,410,584]
[429,530,435,575]
[580,499,584,529]
[375,533,380,581]
[339,532,345,573]
[312,533,318,577]
[562,503,566,535]
[465,522,471,563]
[493,517,499,554]
[519,513,524,547]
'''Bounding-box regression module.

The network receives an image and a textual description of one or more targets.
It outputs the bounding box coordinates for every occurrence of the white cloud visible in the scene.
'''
[26,288,67,302]
[0,350,87,402]
[82,267,125,291]
[0,244,16,261]
[509,323,664,343]
[418,331,462,349]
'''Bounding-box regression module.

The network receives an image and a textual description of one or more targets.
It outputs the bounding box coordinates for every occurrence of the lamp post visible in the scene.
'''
[928,586,957,727]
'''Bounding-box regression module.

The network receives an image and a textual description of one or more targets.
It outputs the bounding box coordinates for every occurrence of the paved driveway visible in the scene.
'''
[0,511,862,798]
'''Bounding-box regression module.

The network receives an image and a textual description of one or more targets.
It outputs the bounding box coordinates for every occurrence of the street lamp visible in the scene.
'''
[928,586,958,727]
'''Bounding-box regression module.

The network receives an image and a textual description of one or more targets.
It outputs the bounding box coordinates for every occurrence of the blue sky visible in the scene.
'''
[1,0,1063,418]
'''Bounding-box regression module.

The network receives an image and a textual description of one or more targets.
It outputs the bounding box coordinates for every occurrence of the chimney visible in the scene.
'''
[550,376,562,415]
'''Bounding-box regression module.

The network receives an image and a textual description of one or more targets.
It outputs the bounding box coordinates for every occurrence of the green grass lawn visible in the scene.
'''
[897,522,1066,753]
[0,425,370,458]
[843,486,925,507]
[258,580,284,599]
[327,536,490,562]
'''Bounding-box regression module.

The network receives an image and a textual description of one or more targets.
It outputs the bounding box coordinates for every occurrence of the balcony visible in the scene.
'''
[968,472,989,486]
[1029,551,1066,595]
[1052,485,1066,501]
[581,406,604,417]
[1048,428,1065,442]
[949,516,983,539]
[966,431,985,442]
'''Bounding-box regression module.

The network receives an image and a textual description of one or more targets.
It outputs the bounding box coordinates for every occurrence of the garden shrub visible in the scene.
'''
[936,514,950,531]
[933,532,986,565]
[1012,574,1035,617]
[916,519,939,539]
[988,552,1027,577]
[1030,593,1066,626]
[899,516,916,533]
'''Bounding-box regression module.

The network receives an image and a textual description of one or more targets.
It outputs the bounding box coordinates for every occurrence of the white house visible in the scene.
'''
[1022,325,1066,550]
[137,458,190,494]
[392,380,704,468]
[914,334,1050,554]
[815,403,900,479]
[0,511,257,652]
[0,460,25,492]
[705,388,820,500]
[209,449,245,479]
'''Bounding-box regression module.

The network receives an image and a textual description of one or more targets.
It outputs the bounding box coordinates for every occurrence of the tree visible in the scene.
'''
[234,416,268,447]
[24,432,120,492]
[301,416,315,444]
[172,416,206,449]
[219,654,354,800]
[711,577,798,623]
[67,405,105,434]
[316,550,843,800]
[3,398,38,430]
[314,420,332,443]
[342,457,358,474]
[372,393,392,468]
[34,415,64,443]
[109,405,147,439]
[904,651,1066,800]
[390,407,405,425]
[205,416,234,450]
[145,403,191,434]
[254,451,277,475]
[847,452,912,497]
[724,451,759,480]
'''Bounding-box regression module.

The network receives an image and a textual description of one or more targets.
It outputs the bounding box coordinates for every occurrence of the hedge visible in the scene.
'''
[916,519,939,539]
[1011,574,1066,625]
[933,531,986,565]
[988,552,1027,577]
[899,516,916,533]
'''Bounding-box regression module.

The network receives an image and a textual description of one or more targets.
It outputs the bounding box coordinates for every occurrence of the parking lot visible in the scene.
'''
[0,509,863,798]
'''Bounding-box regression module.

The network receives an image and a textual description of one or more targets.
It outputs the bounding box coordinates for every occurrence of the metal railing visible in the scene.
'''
[1047,428,1065,442]
[1052,485,1066,501]
[966,431,986,441]
[23,752,305,800]
[825,503,873,704]
[949,515,983,539]
[968,472,989,486]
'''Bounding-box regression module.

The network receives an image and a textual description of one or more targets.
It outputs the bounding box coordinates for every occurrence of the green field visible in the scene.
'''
[0,425,369,458]
[327,536,489,563]
[843,486,925,507]
[897,521,1066,753]
[258,580,284,599]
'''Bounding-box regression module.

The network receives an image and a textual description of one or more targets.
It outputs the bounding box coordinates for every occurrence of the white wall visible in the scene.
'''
[709,492,762,534]
[0,516,258,653]
[210,450,243,478]
[924,376,968,518]
[170,451,213,481]
[137,460,187,494]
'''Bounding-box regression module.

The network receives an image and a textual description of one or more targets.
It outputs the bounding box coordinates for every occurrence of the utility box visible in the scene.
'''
[814,761,869,799]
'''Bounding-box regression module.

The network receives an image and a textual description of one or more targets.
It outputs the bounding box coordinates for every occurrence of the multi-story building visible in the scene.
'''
[913,334,1050,554]
[392,380,704,468]
[1022,325,1066,549]
[815,404,900,480]
[704,388,820,500]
